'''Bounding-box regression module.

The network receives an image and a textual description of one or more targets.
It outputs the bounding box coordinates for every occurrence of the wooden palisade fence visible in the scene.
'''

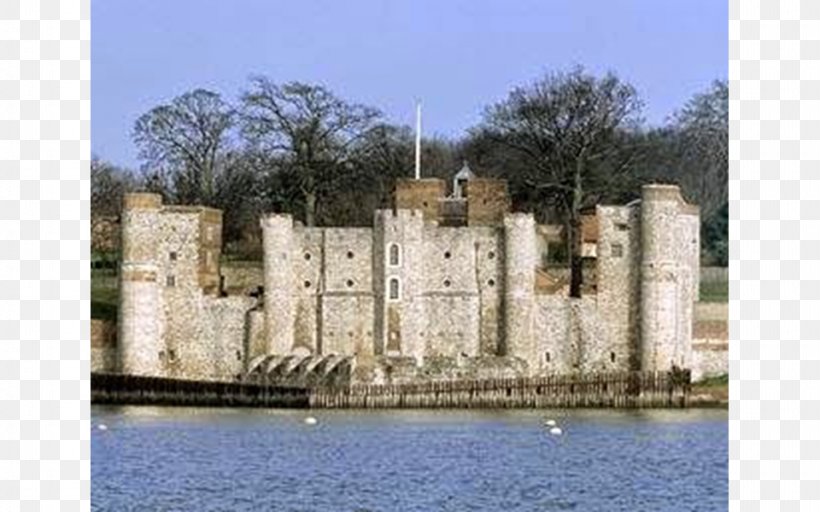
[310,371,692,409]
[92,370,690,409]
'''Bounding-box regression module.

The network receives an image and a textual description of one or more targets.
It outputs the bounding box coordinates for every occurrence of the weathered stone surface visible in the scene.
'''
[112,178,723,386]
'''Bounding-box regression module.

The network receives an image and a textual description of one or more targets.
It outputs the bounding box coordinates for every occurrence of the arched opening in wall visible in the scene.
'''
[388,277,400,301]
[610,352,616,363]
[545,352,551,363]
[388,243,401,267]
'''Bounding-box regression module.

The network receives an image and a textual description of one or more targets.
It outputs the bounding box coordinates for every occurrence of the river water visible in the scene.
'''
[91,406,727,511]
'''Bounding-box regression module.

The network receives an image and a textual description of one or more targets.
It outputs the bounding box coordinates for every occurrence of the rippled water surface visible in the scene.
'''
[92,406,727,511]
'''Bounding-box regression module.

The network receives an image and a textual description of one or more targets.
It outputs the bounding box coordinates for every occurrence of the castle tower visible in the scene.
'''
[639,184,697,372]
[373,209,426,360]
[502,213,537,366]
[261,214,295,355]
[118,193,163,376]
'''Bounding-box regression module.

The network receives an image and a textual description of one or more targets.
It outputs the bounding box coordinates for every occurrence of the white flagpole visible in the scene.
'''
[415,101,421,180]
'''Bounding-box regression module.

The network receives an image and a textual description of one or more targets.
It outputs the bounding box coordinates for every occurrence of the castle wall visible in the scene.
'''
[534,295,572,374]
[640,185,693,372]
[246,309,266,362]
[374,210,426,359]
[421,226,502,357]
[90,319,117,373]
[465,179,510,226]
[503,214,537,367]
[594,205,641,371]
[395,178,446,223]
[261,215,295,355]
[202,295,257,381]
[158,211,207,379]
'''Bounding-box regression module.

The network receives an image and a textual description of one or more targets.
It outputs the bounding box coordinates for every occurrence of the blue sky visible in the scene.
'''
[92,0,727,169]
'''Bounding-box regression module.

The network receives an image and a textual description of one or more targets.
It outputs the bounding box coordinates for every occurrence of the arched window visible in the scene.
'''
[388,243,401,267]
[388,277,400,300]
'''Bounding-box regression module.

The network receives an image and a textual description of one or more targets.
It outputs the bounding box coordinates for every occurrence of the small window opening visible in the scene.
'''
[443,279,451,288]
[304,252,311,261]
[389,244,400,267]
[487,251,495,259]
[166,275,175,287]
[487,279,495,287]
[169,251,177,261]
[158,350,165,361]
[304,280,311,288]
[236,350,242,361]
[168,350,176,362]
[346,279,354,287]
[422,201,429,208]
[444,251,451,259]
[615,223,630,231]
[347,251,354,259]
[545,352,551,362]
[388,278,400,300]
[610,352,616,363]
[611,243,623,258]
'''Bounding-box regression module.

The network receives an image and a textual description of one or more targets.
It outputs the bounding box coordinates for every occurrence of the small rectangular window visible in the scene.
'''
[168,350,176,361]
[388,278,400,300]
[615,223,630,232]
[166,275,176,287]
[611,243,623,258]
[169,251,177,261]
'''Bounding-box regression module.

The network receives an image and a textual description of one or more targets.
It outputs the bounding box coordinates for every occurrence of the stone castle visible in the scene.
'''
[96,164,721,386]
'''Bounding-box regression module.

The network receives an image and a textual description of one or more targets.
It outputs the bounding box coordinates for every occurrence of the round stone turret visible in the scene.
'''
[261,214,295,355]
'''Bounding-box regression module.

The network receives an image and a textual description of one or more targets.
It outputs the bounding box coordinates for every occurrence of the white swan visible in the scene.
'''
[97,424,108,431]
[549,426,563,436]
[304,416,318,425]
[544,419,557,427]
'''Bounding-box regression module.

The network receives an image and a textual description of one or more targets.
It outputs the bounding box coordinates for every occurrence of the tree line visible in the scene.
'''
[92,67,728,281]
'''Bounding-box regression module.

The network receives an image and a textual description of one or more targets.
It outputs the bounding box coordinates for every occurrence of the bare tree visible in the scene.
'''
[476,67,643,297]
[133,89,236,204]
[671,80,728,221]
[90,155,137,217]
[239,77,382,226]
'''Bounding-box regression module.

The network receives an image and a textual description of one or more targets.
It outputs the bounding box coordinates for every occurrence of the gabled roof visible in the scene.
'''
[454,161,475,181]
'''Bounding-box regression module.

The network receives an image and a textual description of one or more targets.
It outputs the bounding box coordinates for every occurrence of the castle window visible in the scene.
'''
[610,352,616,363]
[611,243,623,258]
[347,251,354,259]
[388,243,401,267]
[615,223,630,231]
[158,350,165,361]
[166,275,175,287]
[443,279,451,288]
[346,279,355,288]
[487,279,495,287]
[304,280,311,288]
[444,251,451,259]
[169,251,177,261]
[168,350,176,361]
[388,278,400,300]
[422,201,429,208]
[304,252,311,261]
[545,352,551,362]
[236,350,242,361]
[487,251,495,260]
